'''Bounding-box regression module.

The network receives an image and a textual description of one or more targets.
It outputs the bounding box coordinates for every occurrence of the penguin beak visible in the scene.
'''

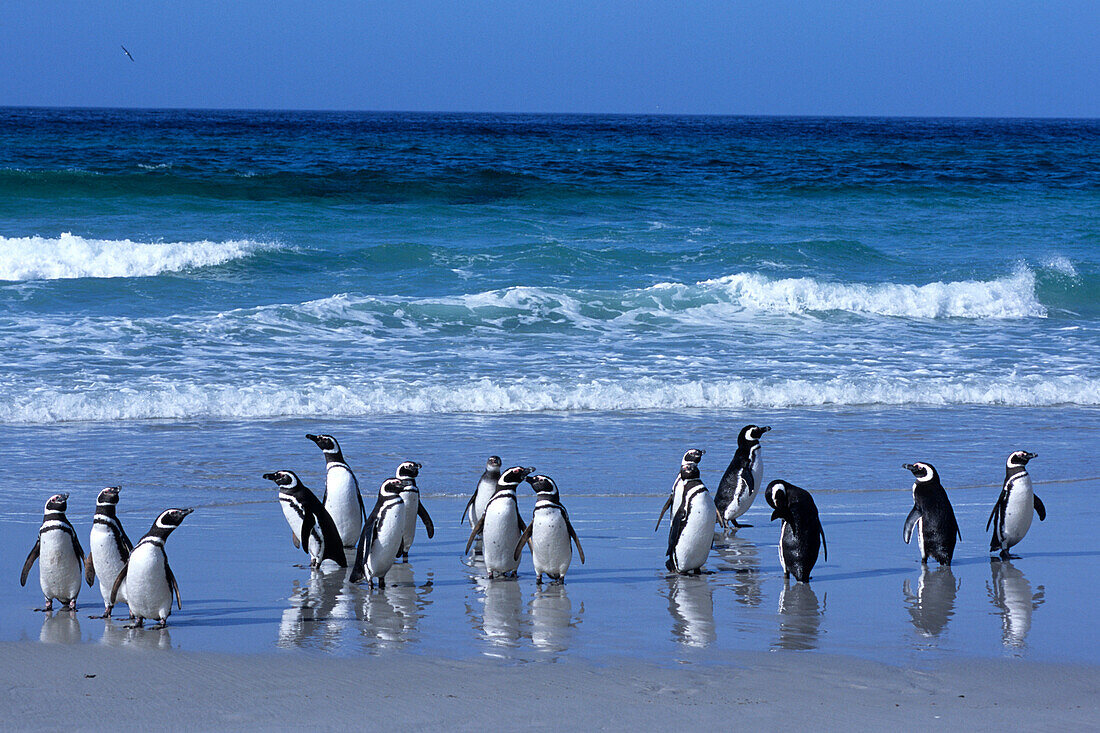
[761,426,772,434]
[902,464,917,473]
[58,493,70,501]
[415,462,423,469]
[180,508,195,517]
[306,434,320,444]
[262,472,277,481]
[1026,452,1038,460]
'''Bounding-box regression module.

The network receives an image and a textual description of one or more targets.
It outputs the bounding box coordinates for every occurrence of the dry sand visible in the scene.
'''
[1,642,1096,731]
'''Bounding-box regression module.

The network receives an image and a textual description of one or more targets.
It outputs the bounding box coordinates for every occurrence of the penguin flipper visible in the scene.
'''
[654,494,673,532]
[165,558,182,610]
[85,553,96,587]
[291,531,301,549]
[121,526,134,556]
[417,502,435,538]
[516,507,527,534]
[109,561,129,605]
[565,516,586,564]
[1034,495,1046,521]
[69,527,85,573]
[465,515,487,555]
[666,508,685,559]
[20,539,40,587]
[513,523,534,562]
[299,514,316,556]
[461,492,477,524]
[350,522,371,583]
[986,491,1006,532]
[820,526,828,562]
[903,506,921,544]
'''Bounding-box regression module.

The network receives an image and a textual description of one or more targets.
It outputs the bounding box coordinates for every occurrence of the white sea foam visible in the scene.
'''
[0,233,275,281]
[2,374,1097,423]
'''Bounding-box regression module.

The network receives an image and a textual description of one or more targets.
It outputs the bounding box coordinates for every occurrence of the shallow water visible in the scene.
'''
[3,408,1097,666]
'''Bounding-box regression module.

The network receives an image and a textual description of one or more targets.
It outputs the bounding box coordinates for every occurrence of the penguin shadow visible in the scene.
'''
[987,558,1045,649]
[712,533,765,608]
[38,609,81,645]
[466,574,525,650]
[902,565,959,638]
[663,574,716,648]
[774,580,824,651]
[276,567,347,650]
[528,583,584,653]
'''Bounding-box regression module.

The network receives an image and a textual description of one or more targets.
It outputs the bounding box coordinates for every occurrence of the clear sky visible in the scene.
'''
[3,1,1098,116]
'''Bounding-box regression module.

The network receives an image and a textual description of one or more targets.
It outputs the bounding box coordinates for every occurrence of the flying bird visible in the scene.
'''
[121,45,134,62]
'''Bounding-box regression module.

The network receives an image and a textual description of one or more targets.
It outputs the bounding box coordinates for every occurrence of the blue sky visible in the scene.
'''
[2,2,1098,116]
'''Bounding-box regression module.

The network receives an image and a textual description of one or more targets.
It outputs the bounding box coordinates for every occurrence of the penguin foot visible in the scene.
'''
[125,619,145,629]
[152,620,168,630]
[88,611,113,620]
[536,574,543,585]
[67,600,78,611]
[33,605,53,613]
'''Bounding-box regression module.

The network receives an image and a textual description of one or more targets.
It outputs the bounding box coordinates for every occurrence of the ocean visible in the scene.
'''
[1,108,1098,664]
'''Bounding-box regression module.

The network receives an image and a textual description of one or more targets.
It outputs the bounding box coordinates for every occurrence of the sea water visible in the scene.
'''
[1,109,1098,665]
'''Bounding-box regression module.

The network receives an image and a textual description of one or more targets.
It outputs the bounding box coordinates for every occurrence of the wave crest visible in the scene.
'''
[0,233,274,281]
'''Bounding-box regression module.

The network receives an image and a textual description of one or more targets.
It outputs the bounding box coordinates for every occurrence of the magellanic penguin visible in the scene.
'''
[765,480,827,583]
[394,461,434,561]
[514,474,585,584]
[110,508,193,629]
[654,448,705,531]
[264,470,348,569]
[85,486,134,619]
[21,494,85,611]
[466,466,533,578]
[715,425,771,528]
[903,462,961,566]
[349,478,407,588]
[665,464,715,575]
[987,451,1045,559]
[306,434,365,549]
[463,455,502,530]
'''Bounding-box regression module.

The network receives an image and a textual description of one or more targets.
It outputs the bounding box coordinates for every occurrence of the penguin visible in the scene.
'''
[20,494,85,612]
[85,486,134,619]
[654,448,705,531]
[987,450,1045,559]
[264,470,348,569]
[513,474,585,584]
[715,425,771,528]
[465,466,533,578]
[110,508,193,629]
[349,478,406,588]
[665,464,715,575]
[463,455,502,530]
[394,461,434,561]
[306,434,365,549]
[764,480,827,583]
[903,462,961,566]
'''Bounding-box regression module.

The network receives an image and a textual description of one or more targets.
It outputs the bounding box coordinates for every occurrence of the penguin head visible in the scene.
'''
[739,425,771,445]
[44,493,69,513]
[396,461,421,479]
[380,477,406,495]
[903,462,938,484]
[765,480,788,520]
[263,470,301,490]
[526,474,560,499]
[486,456,502,470]
[306,434,342,455]
[96,486,121,506]
[1007,450,1038,468]
[679,463,701,481]
[154,507,194,533]
[682,448,705,465]
[499,466,535,488]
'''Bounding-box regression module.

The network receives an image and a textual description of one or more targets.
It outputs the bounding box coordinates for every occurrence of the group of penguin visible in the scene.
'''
[18,425,1047,630]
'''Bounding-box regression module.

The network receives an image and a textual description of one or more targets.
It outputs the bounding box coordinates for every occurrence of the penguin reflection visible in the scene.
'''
[356,564,433,646]
[713,534,764,608]
[665,574,715,648]
[529,583,582,652]
[470,575,524,648]
[988,559,1045,648]
[39,609,81,644]
[903,565,958,637]
[276,567,345,650]
[99,618,172,650]
[775,580,823,651]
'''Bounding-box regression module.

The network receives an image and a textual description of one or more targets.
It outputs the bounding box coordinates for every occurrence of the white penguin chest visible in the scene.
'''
[1003,474,1034,539]
[474,477,496,518]
[483,496,521,571]
[676,492,714,570]
[400,489,420,538]
[127,543,172,617]
[324,465,360,534]
[39,526,81,596]
[531,508,571,573]
[367,500,405,577]
[671,475,686,517]
[90,523,127,590]
[749,447,763,491]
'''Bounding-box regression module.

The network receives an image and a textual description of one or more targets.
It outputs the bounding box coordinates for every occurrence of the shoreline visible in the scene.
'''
[2,642,1096,730]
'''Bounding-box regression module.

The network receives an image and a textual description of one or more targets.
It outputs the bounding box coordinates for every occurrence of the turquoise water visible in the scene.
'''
[1,109,1098,663]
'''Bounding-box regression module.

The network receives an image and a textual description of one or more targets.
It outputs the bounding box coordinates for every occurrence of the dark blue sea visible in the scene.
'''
[1,108,1098,664]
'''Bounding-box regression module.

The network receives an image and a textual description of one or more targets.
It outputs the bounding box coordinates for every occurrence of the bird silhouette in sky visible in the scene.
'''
[121,45,135,62]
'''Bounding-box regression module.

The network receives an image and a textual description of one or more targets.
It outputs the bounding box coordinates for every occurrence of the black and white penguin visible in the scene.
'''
[764,480,827,583]
[306,434,365,549]
[715,425,771,528]
[514,474,585,584]
[665,464,715,574]
[466,466,533,578]
[903,462,961,566]
[463,455,502,529]
[85,486,134,619]
[987,450,1045,559]
[110,508,193,629]
[350,477,407,588]
[21,493,85,611]
[654,448,705,531]
[264,470,347,569]
[394,461,434,561]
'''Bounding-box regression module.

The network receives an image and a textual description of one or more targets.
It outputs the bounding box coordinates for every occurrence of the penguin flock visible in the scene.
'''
[18,427,1048,629]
